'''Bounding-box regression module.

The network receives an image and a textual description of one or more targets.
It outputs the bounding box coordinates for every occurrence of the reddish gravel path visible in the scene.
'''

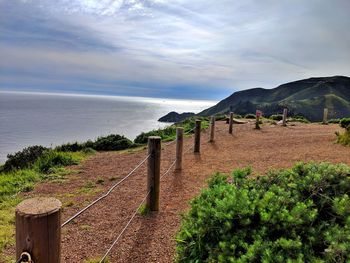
[3,122,350,262]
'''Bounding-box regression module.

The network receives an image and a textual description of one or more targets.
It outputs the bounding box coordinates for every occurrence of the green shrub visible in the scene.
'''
[176,162,350,263]
[3,146,48,172]
[93,134,133,151]
[134,117,210,144]
[269,114,283,121]
[328,118,341,124]
[290,115,310,123]
[56,135,133,152]
[244,113,256,119]
[215,115,227,121]
[340,118,350,129]
[34,151,78,173]
[56,142,86,152]
[134,126,177,144]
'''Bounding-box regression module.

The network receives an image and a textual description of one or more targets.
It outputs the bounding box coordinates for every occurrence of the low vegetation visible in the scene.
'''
[176,162,350,262]
[336,118,350,146]
[0,149,92,255]
[56,134,134,152]
[134,117,210,144]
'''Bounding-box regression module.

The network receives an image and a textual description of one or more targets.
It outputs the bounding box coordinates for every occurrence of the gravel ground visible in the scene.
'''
[3,122,350,263]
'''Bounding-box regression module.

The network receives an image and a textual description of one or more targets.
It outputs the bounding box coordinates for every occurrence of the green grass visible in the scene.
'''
[337,130,350,146]
[0,150,93,257]
[85,257,109,263]
[134,116,210,144]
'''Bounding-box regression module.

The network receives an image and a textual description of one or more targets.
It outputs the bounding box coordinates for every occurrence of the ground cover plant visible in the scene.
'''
[56,134,134,152]
[176,162,350,263]
[0,149,91,256]
[134,117,210,144]
[336,118,350,146]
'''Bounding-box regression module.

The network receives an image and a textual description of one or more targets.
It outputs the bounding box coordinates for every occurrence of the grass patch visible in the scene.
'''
[138,204,150,216]
[336,118,350,146]
[85,257,109,263]
[0,150,90,255]
[134,117,210,144]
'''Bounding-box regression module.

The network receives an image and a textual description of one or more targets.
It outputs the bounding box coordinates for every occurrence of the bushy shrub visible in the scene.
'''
[269,114,283,121]
[244,113,256,119]
[290,115,310,123]
[56,135,133,152]
[328,118,340,124]
[134,117,210,144]
[340,118,350,129]
[176,162,350,263]
[134,126,177,144]
[34,151,79,173]
[215,115,228,121]
[56,142,86,152]
[3,146,48,172]
[93,134,133,151]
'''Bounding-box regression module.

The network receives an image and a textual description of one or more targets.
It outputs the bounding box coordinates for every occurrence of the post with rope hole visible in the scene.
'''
[209,115,215,142]
[175,127,184,170]
[147,136,161,211]
[194,119,201,153]
[282,108,288,126]
[16,197,62,263]
[229,112,234,134]
[323,108,328,124]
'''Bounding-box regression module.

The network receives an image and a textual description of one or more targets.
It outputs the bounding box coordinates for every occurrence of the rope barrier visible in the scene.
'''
[99,190,151,263]
[98,148,191,262]
[61,154,151,227]
[163,126,196,147]
[160,159,176,180]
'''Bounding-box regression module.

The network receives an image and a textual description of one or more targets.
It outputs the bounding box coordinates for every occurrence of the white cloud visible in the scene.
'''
[0,0,349,99]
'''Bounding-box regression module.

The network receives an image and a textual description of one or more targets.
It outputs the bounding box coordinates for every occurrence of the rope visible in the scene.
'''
[163,126,196,147]
[61,154,151,227]
[98,153,185,262]
[160,159,176,180]
[99,190,150,263]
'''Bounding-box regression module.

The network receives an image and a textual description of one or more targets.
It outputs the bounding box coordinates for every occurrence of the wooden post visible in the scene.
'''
[175,127,183,170]
[194,120,201,153]
[323,108,328,124]
[147,136,161,211]
[209,116,215,142]
[282,108,288,126]
[16,197,62,263]
[255,115,260,130]
[229,112,234,134]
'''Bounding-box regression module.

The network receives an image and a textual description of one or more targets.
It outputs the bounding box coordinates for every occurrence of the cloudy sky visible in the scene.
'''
[0,0,349,100]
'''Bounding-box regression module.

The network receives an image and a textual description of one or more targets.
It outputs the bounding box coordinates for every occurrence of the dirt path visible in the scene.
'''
[4,122,350,262]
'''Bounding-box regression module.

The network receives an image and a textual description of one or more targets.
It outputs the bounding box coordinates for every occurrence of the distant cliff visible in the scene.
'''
[158,111,195,122]
[199,76,350,121]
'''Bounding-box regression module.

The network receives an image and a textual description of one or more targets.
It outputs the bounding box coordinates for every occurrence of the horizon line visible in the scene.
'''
[0,90,218,105]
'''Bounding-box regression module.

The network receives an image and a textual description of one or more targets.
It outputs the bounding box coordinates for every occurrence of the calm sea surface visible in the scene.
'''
[0,92,216,163]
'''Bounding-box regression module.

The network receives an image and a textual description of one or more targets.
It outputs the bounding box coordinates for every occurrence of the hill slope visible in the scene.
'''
[199,76,350,121]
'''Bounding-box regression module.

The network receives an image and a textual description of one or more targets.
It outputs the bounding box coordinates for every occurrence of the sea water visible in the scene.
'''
[0,91,215,163]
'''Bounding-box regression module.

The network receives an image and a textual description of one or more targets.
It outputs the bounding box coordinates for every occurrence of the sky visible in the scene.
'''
[0,0,349,100]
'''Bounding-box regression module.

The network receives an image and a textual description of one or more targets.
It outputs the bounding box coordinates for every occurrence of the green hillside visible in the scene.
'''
[199,76,350,121]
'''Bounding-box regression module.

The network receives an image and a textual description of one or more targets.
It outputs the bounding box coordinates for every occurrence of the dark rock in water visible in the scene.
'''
[158,111,195,122]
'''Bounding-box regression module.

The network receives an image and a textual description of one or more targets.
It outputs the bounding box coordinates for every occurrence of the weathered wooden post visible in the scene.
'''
[209,116,215,142]
[282,108,288,126]
[194,119,201,153]
[255,110,262,130]
[229,112,234,134]
[175,127,183,170]
[323,108,328,124]
[147,136,161,211]
[16,197,62,263]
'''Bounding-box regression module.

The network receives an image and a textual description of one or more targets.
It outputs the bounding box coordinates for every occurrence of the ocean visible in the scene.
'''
[0,91,216,163]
